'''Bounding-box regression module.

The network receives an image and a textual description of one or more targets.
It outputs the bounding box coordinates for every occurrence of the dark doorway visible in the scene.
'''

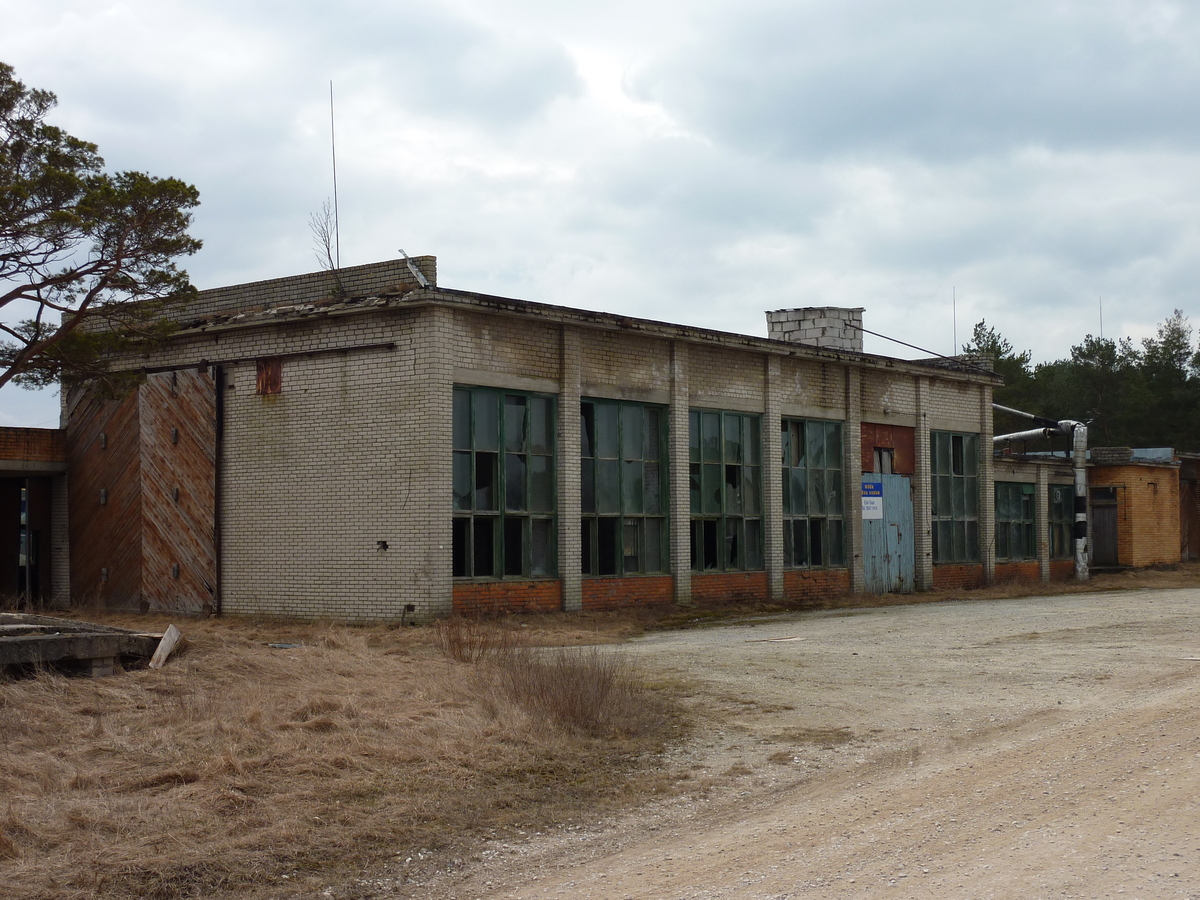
[1091,487,1119,567]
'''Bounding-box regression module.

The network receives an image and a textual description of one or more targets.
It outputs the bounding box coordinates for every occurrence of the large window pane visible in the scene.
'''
[807,421,825,469]
[702,413,721,462]
[622,405,643,460]
[474,391,500,452]
[744,466,762,515]
[529,456,553,512]
[597,458,620,514]
[745,519,763,569]
[623,519,641,572]
[644,518,663,572]
[724,464,742,514]
[623,460,644,514]
[724,415,741,464]
[596,403,619,459]
[531,519,554,576]
[453,389,471,450]
[644,461,662,515]
[702,463,722,514]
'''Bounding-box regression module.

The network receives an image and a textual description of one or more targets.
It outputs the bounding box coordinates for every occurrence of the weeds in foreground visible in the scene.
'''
[0,616,680,900]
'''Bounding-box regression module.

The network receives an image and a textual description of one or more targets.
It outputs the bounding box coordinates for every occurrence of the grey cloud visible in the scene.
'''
[217,0,582,127]
[633,0,1200,160]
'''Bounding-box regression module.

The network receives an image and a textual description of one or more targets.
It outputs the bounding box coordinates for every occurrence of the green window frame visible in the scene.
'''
[688,410,763,571]
[781,417,846,567]
[580,399,668,576]
[452,386,556,579]
[995,482,1035,561]
[931,431,980,563]
[1049,484,1074,559]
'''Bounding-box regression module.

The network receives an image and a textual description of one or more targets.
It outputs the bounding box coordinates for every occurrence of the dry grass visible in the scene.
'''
[0,615,680,900]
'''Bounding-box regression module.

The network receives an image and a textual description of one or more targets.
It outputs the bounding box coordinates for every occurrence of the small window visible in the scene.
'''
[256,358,282,395]
[873,448,894,474]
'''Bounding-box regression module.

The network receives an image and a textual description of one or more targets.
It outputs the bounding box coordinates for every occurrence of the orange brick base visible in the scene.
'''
[782,568,851,603]
[690,571,770,604]
[453,580,562,615]
[994,561,1039,583]
[582,576,674,611]
[932,564,986,590]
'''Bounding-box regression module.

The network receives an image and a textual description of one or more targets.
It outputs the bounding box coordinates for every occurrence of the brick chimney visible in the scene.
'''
[766,307,864,352]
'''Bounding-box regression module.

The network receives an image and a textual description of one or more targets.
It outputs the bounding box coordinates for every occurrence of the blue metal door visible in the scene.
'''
[862,474,914,593]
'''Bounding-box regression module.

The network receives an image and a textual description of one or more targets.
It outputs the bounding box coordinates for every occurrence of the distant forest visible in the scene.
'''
[964,311,1200,454]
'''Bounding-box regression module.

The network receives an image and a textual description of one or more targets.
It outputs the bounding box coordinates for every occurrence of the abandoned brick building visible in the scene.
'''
[19,254,1125,622]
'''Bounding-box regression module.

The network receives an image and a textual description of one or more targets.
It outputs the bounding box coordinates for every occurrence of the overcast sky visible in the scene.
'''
[4,0,1200,426]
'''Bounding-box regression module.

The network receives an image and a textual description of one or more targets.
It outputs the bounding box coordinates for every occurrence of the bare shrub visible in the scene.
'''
[434,616,525,663]
[479,645,661,738]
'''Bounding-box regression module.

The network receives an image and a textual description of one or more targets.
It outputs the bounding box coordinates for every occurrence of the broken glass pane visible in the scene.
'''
[504,395,527,452]
[453,451,472,510]
[529,396,551,455]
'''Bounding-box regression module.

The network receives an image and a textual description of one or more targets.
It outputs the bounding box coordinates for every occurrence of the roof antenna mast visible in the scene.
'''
[330,80,341,269]
[952,286,957,354]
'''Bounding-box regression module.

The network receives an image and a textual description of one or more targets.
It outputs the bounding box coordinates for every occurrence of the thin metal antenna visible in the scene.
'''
[1099,295,1104,340]
[952,286,957,354]
[330,81,341,269]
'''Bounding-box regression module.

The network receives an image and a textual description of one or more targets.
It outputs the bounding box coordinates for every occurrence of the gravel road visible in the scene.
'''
[392,587,1200,899]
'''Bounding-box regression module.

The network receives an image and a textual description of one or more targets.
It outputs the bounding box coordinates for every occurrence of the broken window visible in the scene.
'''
[995,482,1036,560]
[580,400,667,576]
[689,410,763,571]
[452,386,555,578]
[781,418,845,568]
[255,358,281,395]
[930,431,980,563]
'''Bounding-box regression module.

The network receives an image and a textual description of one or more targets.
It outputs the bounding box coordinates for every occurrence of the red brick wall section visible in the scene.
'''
[690,571,770,604]
[1049,559,1075,581]
[994,561,1039,583]
[932,564,986,590]
[582,576,674,611]
[453,580,563,615]
[782,568,851,603]
[0,427,66,463]
[860,423,916,475]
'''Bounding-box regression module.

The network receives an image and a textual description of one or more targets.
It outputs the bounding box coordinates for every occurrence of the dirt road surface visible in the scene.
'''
[381,588,1200,900]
